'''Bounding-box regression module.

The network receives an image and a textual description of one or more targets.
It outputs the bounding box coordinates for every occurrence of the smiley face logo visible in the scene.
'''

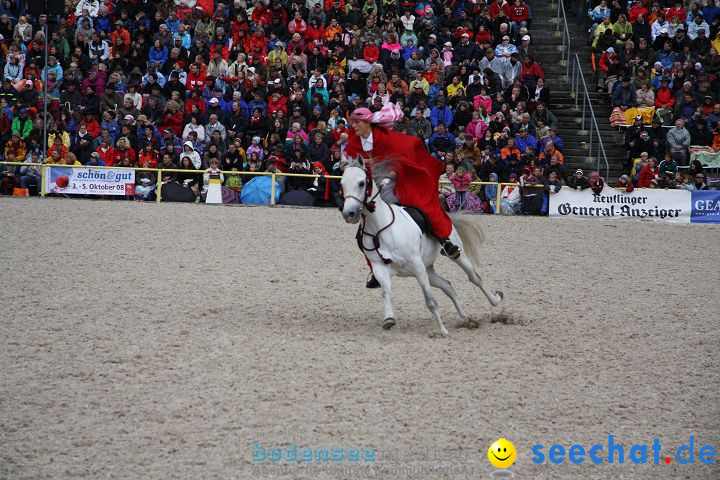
[488,438,516,468]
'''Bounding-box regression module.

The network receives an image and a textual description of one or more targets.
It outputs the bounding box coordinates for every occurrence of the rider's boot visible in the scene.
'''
[366,273,380,289]
[440,238,460,259]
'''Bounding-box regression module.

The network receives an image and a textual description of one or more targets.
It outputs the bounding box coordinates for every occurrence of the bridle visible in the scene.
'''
[342,164,395,265]
[341,164,381,213]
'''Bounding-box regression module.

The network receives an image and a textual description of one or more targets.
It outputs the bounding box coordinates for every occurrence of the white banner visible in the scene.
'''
[549,187,691,223]
[45,166,135,196]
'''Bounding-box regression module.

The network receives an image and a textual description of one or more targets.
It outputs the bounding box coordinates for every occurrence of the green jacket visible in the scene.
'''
[51,37,70,61]
[11,116,33,139]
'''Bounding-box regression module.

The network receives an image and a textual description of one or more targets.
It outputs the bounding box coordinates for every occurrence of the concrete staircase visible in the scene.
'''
[528,0,625,181]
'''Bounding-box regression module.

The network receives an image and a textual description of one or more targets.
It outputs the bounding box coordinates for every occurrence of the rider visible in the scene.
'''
[345,105,460,288]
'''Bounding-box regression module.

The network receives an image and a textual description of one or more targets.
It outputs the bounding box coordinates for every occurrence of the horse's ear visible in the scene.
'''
[343,154,364,168]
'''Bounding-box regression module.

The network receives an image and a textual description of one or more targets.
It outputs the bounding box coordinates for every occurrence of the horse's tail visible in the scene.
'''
[451,215,485,270]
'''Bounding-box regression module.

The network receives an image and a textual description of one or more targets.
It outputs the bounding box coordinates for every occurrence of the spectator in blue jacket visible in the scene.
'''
[428,124,456,154]
[538,127,564,153]
[430,97,453,128]
[514,128,537,156]
[149,40,168,66]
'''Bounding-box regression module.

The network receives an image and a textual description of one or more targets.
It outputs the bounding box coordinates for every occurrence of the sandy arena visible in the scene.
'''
[1,198,719,479]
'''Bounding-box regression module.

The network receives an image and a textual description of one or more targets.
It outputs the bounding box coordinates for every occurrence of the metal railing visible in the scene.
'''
[1,161,548,215]
[569,53,610,179]
[555,0,610,179]
[556,0,572,80]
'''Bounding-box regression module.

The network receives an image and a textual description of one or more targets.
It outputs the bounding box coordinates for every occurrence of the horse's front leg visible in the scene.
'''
[371,264,396,330]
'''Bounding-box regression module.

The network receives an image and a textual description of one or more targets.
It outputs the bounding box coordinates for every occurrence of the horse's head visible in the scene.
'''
[340,155,370,224]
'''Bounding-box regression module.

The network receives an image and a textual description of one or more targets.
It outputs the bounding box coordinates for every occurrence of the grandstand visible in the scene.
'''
[5,0,688,214]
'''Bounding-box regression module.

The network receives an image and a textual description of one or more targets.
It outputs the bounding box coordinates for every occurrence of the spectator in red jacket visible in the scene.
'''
[508,0,530,39]
[654,78,675,108]
[138,144,159,168]
[521,56,544,88]
[79,113,100,138]
[489,0,511,20]
[363,42,380,64]
[665,2,687,23]
[186,64,207,92]
[159,102,184,137]
[637,157,659,187]
[628,2,648,23]
[268,91,288,115]
[306,18,325,43]
[615,174,635,192]
[252,2,270,25]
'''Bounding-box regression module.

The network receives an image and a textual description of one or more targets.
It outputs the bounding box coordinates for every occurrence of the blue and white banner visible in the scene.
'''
[550,187,718,224]
[691,191,720,223]
[44,166,135,196]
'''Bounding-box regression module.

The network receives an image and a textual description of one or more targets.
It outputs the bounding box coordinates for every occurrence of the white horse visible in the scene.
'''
[340,156,504,336]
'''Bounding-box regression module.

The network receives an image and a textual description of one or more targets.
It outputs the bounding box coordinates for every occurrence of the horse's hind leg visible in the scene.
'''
[372,264,396,330]
[452,251,504,307]
[426,266,468,322]
[411,260,448,336]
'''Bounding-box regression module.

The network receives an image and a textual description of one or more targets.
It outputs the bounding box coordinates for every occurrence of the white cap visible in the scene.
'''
[522,35,530,41]
[209,97,219,104]
[444,41,452,47]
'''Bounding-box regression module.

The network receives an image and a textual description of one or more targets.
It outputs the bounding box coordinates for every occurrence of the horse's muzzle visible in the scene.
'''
[342,208,361,224]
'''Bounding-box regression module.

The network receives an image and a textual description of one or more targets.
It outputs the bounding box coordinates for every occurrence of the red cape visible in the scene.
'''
[345,126,452,238]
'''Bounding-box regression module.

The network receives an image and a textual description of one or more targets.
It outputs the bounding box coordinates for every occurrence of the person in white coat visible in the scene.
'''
[181,141,202,169]
[75,0,100,18]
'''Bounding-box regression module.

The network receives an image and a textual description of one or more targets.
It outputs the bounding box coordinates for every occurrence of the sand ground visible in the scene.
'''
[1,198,718,480]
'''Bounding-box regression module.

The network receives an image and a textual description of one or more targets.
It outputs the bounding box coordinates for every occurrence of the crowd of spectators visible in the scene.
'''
[0,0,590,214]
[588,0,719,188]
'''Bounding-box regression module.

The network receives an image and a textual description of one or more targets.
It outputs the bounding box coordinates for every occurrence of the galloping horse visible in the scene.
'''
[340,156,504,336]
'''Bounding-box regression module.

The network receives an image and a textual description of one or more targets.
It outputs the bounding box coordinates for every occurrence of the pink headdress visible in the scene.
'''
[350,103,404,128]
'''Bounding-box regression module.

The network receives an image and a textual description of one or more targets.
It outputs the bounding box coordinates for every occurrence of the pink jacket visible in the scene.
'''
[450,172,472,191]
[466,119,488,139]
[473,95,492,113]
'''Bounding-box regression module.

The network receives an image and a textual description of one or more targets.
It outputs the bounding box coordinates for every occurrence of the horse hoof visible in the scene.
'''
[493,291,504,306]
[382,317,396,330]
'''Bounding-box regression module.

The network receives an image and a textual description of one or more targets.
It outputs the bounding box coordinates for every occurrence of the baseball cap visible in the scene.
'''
[575,169,583,174]
[522,35,530,41]
[209,97,219,104]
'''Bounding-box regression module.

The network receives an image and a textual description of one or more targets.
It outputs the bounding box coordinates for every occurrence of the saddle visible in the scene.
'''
[400,205,430,235]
